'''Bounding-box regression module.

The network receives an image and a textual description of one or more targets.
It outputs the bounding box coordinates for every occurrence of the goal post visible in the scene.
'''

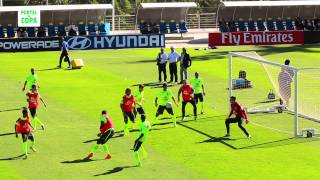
[228,51,320,137]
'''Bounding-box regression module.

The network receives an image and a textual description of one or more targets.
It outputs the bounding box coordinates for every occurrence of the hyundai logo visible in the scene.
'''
[67,36,91,50]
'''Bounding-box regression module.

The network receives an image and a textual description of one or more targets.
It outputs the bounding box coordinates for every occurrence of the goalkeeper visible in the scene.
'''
[224,96,251,139]
[132,116,150,167]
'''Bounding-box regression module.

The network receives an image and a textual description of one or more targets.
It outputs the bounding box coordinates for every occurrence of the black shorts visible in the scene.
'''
[29,108,37,118]
[194,93,204,103]
[157,105,174,115]
[123,111,135,123]
[133,141,143,152]
[97,129,114,144]
[226,117,243,124]
[134,107,145,115]
[21,133,34,142]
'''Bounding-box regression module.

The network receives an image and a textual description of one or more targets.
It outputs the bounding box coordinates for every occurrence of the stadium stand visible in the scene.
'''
[217,1,320,32]
[0,4,113,38]
[137,2,197,34]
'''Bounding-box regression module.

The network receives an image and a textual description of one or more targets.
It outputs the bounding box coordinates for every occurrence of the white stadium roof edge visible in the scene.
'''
[0,4,113,12]
[140,2,197,9]
[221,1,320,7]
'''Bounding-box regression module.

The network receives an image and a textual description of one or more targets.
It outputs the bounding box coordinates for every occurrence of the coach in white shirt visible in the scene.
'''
[157,48,168,82]
[168,46,180,83]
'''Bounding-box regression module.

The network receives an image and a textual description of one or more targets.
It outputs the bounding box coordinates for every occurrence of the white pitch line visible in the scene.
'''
[250,121,292,134]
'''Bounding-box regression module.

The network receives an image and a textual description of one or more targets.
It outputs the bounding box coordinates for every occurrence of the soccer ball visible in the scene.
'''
[166,102,172,109]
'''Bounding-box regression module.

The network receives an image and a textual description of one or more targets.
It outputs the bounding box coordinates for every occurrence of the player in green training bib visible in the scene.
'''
[133,84,146,121]
[191,72,206,114]
[132,116,150,167]
[153,83,178,127]
[22,68,39,91]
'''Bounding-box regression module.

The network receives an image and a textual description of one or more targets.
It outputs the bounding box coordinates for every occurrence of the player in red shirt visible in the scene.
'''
[178,80,197,121]
[87,110,114,159]
[26,85,47,130]
[14,108,36,159]
[224,96,251,138]
[120,88,136,135]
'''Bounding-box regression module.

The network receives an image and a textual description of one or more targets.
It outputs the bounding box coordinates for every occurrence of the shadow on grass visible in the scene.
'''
[37,67,60,71]
[94,165,137,176]
[61,158,95,164]
[132,82,178,89]
[83,134,124,144]
[0,132,15,137]
[0,154,25,161]
[0,107,22,113]
[239,137,320,149]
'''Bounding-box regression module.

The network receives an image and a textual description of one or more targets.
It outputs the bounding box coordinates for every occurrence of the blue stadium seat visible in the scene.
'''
[27,27,36,37]
[98,22,110,35]
[88,22,96,35]
[160,20,168,34]
[0,25,4,38]
[6,24,15,38]
[257,19,266,31]
[169,20,178,33]
[247,18,256,31]
[179,20,188,33]
[285,18,294,30]
[48,23,56,37]
[237,18,247,31]
[58,23,66,36]
[276,18,285,31]
[267,18,275,31]
[78,22,86,36]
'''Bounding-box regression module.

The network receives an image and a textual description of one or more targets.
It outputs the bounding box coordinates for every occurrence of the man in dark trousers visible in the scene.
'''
[167,46,180,83]
[57,37,71,68]
[180,47,192,83]
[157,48,168,82]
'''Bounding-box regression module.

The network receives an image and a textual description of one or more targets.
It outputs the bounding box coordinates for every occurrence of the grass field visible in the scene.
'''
[1,45,320,180]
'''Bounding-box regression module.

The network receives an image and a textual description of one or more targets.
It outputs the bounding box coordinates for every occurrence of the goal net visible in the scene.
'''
[228,51,320,137]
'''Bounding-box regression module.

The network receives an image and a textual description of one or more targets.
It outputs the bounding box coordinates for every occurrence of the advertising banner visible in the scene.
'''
[65,34,165,50]
[209,31,304,46]
[0,37,60,52]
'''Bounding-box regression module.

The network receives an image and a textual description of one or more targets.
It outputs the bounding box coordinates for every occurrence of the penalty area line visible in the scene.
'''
[250,121,292,135]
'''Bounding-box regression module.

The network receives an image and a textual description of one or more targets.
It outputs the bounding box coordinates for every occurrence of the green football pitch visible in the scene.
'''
[1,45,320,179]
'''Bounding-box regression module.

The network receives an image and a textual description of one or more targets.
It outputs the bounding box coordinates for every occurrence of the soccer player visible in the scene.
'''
[133,84,146,121]
[57,37,71,68]
[132,116,150,167]
[15,108,36,159]
[224,96,251,138]
[178,80,197,121]
[87,110,114,160]
[120,88,136,135]
[191,72,206,114]
[153,83,178,127]
[22,68,39,91]
[26,85,47,130]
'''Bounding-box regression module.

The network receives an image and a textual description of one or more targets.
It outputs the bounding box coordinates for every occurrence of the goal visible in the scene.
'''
[228,51,320,137]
